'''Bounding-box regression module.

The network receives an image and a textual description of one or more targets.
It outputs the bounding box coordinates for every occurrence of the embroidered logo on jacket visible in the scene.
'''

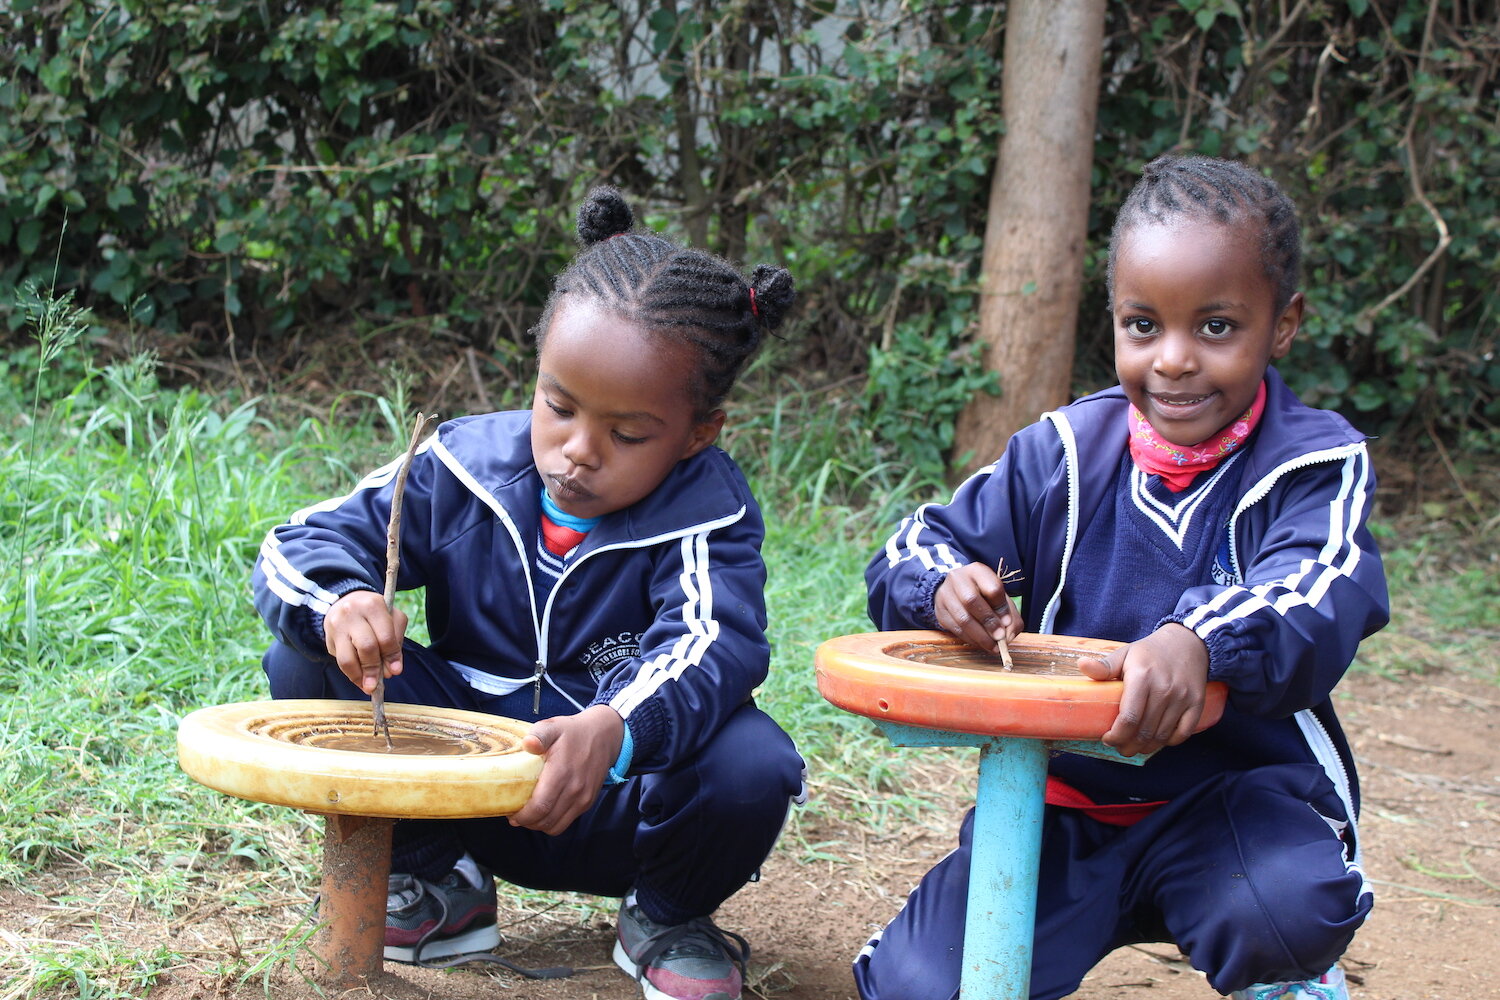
[579,631,643,682]
[1211,522,1241,587]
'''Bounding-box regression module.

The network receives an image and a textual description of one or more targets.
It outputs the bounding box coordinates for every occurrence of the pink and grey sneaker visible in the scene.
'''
[383,855,500,964]
[1231,965,1349,1000]
[612,892,749,1000]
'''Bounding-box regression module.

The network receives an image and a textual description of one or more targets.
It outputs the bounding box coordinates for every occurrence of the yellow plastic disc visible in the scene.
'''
[177,699,543,819]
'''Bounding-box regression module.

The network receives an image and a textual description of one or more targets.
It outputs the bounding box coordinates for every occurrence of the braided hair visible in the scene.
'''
[534,186,796,416]
[1108,155,1302,312]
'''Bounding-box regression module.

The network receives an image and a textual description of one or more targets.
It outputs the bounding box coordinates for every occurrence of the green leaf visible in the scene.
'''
[17,219,42,256]
[33,183,57,214]
[38,55,72,96]
[843,43,868,78]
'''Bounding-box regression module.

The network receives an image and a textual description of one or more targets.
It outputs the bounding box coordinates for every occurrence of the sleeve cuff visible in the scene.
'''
[605,723,634,785]
[309,580,382,645]
[1157,612,1228,677]
[913,567,948,629]
[592,682,668,766]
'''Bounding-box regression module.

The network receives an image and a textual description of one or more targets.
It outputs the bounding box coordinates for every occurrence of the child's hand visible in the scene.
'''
[510,705,624,836]
[934,562,1022,653]
[1077,623,1209,757]
[323,590,408,695]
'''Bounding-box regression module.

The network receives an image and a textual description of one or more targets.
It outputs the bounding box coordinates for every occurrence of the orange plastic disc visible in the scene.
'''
[815,630,1227,740]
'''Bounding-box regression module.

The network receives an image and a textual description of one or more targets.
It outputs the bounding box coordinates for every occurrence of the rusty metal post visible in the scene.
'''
[316,813,394,989]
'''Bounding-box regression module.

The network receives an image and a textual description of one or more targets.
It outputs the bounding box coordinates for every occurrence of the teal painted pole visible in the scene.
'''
[961,736,1049,999]
[871,725,1148,999]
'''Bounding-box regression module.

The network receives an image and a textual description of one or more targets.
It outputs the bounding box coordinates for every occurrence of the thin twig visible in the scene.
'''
[1354,0,1452,330]
[994,559,1024,670]
[1424,417,1486,520]
[373,411,438,746]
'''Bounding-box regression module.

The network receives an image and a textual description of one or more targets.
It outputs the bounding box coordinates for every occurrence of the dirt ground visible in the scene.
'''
[5,667,1498,1000]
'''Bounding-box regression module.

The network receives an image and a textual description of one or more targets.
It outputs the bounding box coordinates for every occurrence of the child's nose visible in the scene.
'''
[562,426,602,468]
[1152,332,1198,377]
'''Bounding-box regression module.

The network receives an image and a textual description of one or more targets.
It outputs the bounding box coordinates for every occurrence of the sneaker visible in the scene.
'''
[1231,965,1349,1000]
[612,892,749,1000]
[383,855,501,964]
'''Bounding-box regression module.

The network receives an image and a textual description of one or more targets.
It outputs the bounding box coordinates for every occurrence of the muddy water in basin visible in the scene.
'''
[884,640,1084,675]
[301,730,477,755]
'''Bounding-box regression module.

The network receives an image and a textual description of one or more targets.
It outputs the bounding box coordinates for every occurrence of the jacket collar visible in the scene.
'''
[430,410,751,548]
[1052,367,1366,487]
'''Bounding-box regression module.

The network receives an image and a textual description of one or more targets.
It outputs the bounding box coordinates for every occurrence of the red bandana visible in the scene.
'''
[1128,380,1267,493]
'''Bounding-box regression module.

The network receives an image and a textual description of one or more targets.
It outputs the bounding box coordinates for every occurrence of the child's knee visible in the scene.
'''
[262,640,337,698]
[698,706,805,803]
[1165,766,1370,989]
[1180,848,1369,990]
[852,929,960,1000]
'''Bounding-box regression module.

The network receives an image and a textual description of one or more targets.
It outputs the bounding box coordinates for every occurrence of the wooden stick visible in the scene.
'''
[996,635,1015,672]
[373,412,437,746]
[995,559,1022,671]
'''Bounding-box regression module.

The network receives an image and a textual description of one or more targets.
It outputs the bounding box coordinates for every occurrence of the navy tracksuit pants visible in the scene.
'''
[264,640,805,926]
[852,764,1371,999]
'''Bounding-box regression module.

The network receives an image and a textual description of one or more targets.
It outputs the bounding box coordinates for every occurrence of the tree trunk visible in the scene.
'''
[951,0,1106,478]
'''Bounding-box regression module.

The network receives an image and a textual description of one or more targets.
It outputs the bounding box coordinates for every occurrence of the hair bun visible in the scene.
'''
[749,264,796,331]
[576,186,635,246]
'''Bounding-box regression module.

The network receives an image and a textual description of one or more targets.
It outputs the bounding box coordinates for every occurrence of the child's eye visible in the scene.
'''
[1201,319,1233,338]
[546,399,572,417]
[613,430,646,445]
[1125,318,1156,336]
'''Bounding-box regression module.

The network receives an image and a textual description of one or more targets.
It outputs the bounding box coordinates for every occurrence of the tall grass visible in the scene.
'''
[0,299,401,995]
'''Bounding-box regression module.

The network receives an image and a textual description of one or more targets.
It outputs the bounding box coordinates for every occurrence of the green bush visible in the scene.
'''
[0,0,1495,466]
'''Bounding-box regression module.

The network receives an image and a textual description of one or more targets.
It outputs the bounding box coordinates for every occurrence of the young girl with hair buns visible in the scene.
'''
[254,186,803,1000]
[858,155,1389,1000]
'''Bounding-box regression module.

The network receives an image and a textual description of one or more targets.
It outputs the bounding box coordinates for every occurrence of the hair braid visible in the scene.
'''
[1108,155,1302,310]
[534,186,796,414]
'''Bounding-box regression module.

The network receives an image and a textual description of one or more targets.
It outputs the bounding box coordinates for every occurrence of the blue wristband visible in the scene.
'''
[605,723,634,785]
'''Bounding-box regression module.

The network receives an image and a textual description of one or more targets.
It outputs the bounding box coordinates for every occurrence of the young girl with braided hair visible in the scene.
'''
[857,155,1388,1000]
[254,186,802,1000]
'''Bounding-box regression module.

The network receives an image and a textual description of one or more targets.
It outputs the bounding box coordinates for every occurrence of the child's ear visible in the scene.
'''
[1270,292,1304,361]
[680,409,726,460]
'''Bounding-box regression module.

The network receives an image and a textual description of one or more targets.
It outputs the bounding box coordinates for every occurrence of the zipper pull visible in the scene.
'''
[531,661,544,715]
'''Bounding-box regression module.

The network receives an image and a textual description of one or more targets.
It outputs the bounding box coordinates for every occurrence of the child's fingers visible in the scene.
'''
[326,621,381,693]
[936,565,1013,651]
[1079,626,1211,755]
[1111,686,1174,757]
[520,720,558,757]
[510,721,604,835]
[325,592,408,689]
[1077,651,1120,681]
[383,606,409,676]
[1081,649,1171,756]
[998,592,1023,640]
[1167,702,1203,746]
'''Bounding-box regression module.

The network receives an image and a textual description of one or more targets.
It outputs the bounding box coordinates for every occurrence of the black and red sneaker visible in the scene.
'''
[383,858,500,964]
